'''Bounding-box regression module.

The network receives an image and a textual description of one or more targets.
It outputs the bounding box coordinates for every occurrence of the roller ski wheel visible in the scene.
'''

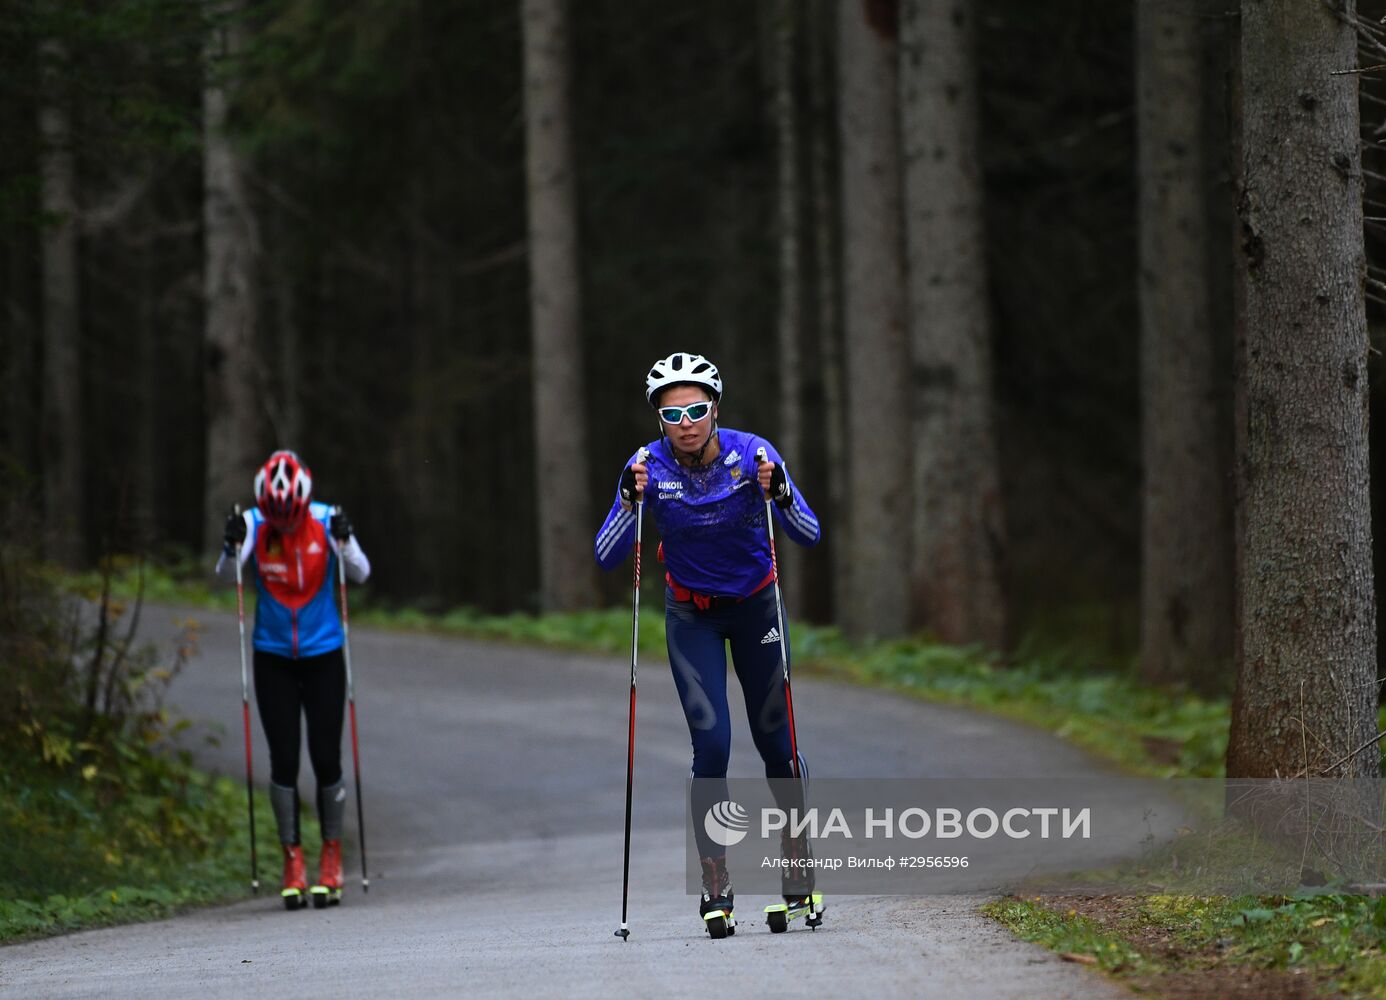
[702,907,735,939]
[764,893,825,932]
[309,886,342,909]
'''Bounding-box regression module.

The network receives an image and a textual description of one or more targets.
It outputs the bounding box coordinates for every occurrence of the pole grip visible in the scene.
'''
[755,447,774,502]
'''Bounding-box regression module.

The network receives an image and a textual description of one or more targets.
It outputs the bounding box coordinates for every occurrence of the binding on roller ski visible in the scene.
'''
[597,353,825,940]
[764,832,825,933]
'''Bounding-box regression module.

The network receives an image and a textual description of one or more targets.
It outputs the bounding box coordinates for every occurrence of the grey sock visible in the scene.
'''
[270,782,300,845]
[317,779,347,842]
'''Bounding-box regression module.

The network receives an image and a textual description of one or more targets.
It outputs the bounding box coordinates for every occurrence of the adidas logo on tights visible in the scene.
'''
[761,628,781,645]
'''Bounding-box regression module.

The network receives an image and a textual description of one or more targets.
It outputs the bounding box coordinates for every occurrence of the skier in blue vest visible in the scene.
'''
[218,449,370,907]
[595,352,822,934]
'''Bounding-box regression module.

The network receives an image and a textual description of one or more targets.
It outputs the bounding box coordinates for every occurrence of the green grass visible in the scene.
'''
[4,555,325,943]
[986,893,1386,997]
[793,629,1229,777]
[0,754,314,943]
[983,896,1149,973]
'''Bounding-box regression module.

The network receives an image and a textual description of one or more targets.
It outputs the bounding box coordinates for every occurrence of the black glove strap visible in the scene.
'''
[770,464,792,509]
[619,467,640,506]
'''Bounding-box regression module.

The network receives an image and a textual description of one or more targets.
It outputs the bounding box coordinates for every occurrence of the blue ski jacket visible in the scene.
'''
[594,428,820,597]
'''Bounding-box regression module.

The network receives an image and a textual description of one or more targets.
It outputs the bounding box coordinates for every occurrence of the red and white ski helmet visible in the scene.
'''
[254,450,313,530]
[645,352,723,406]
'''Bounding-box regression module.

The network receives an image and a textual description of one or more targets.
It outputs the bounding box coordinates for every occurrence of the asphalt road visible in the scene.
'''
[0,606,1129,999]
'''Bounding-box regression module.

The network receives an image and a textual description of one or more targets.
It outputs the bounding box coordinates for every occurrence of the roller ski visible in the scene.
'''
[310,838,343,908]
[765,893,825,933]
[699,857,736,939]
[764,832,825,932]
[280,844,308,910]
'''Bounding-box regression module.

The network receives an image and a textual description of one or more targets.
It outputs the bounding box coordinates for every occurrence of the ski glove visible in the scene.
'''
[223,509,247,556]
[768,462,793,509]
[619,466,642,506]
[329,508,353,541]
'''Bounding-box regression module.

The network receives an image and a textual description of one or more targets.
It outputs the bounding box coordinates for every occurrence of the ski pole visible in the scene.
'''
[755,448,800,784]
[615,447,650,942]
[231,504,259,895]
[334,508,370,894]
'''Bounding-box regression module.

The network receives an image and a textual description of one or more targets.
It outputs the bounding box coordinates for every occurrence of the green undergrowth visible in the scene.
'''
[986,893,1386,997]
[4,554,315,943]
[793,630,1229,777]
[984,896,1149,974]
[985,780,1386,996]
[0,764,293,943]
[63,555,238,613]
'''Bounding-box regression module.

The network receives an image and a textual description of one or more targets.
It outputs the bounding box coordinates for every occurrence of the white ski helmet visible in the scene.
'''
[645,352,723,406]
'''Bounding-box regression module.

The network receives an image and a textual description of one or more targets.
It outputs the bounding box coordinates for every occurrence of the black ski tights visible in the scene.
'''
[253,647,346,790]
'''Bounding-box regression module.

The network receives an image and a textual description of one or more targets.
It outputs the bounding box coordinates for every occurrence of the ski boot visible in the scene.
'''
[699,856,736,939]
[310,838,343,909]
[765,832,825,933]
[281,844,308,910]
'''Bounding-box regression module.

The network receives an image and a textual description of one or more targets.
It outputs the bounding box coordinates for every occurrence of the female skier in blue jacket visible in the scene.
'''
[594,352,822,935]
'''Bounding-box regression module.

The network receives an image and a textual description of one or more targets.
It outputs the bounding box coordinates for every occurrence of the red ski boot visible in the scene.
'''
[311,839,343,908]
[281,844,308,910]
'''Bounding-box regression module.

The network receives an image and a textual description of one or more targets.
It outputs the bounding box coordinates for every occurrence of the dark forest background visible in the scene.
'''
[1,3,1140,616]
[5,0,1385,696]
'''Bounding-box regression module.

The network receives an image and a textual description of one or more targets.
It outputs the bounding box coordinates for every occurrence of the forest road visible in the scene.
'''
[0,606,1130,999]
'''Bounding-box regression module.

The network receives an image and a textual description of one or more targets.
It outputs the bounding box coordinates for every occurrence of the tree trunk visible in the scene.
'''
[1136,0,1234,690]
[1226,0,1376,779]
[1228,0,1248,732]
[899,0,1006,649]
[838,0,911,639]
[522,0,594,611]
[7,233,36,493]
[202,1,260,545]
[773,0,805,617]
[271,197,302,448]
[277,281,302,448]
[1201,0,1238,687]
[134,206,158,547]
[37,34,84,566]
[809,0,847,623]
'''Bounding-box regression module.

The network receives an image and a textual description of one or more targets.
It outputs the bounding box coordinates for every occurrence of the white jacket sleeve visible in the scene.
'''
[337,534,371,584]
